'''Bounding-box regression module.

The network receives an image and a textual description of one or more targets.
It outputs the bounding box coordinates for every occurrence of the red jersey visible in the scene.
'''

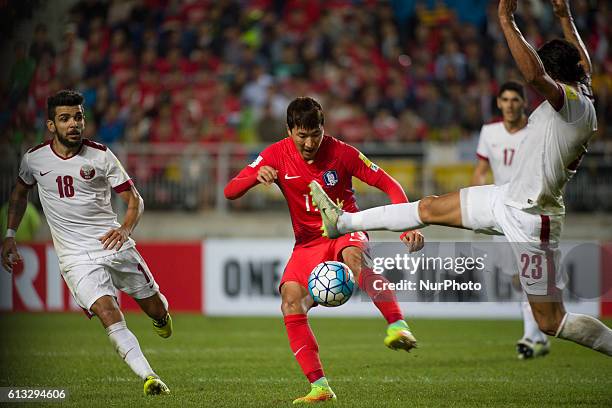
[225,135,408,246]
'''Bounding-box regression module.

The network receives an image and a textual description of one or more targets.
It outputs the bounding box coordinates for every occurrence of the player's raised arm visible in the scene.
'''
[224,153,278,200]
[1,180,31,272]
[498,0,564,110]
[551,0,591,76]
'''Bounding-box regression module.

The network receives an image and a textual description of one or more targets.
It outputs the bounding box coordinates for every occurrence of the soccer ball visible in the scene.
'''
[308,261,355,307]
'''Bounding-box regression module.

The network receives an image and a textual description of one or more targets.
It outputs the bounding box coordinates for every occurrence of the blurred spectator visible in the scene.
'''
[396,109,427,142]
[57,23,86,83]
[372,109,399,143]
[29,23,56,62]
[98,101,126,145]
[9,42,36,103]
[256,101,286,143]
[435,40,467,81]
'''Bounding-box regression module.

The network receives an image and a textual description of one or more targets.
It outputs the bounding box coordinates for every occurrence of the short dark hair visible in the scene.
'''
[286,97,324,130]
[498,81,525,100]
[537,39,587,85]
[47,90,84,120]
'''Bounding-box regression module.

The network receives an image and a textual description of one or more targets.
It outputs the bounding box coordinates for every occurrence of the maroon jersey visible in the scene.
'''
[225,135,408,246]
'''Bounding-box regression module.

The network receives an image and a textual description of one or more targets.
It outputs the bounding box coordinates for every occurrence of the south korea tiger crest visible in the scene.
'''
[322,170,339,187]
[80,164,95,180]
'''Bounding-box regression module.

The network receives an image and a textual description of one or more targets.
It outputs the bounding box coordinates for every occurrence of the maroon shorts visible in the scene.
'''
[280,232,369,291]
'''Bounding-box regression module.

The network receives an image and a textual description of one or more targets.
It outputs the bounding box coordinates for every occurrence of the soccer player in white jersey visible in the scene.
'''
[310,0,612,357]
[1,90,173,394]
[472,81,549,359]
[472,81,528,187]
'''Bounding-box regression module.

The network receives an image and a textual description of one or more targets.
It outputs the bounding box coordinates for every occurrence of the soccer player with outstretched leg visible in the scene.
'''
[1,90,173,395]
[225,97,424,403]
[310,0,612,358]
[471,81,550,359]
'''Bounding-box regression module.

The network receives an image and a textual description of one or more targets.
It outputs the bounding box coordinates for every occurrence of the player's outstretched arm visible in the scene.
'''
[224,165,278,200]
[100,186,143,251]
[498,0,564,110]
[551,0,591,76]
[1,181,30,272]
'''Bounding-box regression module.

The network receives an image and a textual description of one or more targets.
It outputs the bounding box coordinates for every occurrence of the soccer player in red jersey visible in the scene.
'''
[225,97,424,404]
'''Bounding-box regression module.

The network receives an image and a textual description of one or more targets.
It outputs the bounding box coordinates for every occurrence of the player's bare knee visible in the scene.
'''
[281,290,310,315]
[418,195,438,224]
[281,298,303,315]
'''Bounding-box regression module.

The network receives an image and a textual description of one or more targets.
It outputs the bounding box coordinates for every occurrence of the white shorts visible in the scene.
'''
[62,247,160,313]
[460,184,564,296]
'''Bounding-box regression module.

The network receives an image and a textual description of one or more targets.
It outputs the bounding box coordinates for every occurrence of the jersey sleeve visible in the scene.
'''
[342,144,383,184]
[105,148,133,193]
[557,84,592,125]
[224,145,278,199]
[343,144,408,204]
[475,126,489,161]
[18,153,36,187]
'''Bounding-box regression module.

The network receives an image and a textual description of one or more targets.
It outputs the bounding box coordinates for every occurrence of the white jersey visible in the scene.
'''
[505,84,597,215]
[476,121,528,185]
[18,139,135,268]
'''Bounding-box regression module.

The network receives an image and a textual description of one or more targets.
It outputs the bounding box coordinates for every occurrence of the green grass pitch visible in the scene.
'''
[1,313,611,407]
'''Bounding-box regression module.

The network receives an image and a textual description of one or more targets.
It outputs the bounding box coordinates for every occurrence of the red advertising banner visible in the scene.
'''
[0,243,203,313]
[119,242,203,312]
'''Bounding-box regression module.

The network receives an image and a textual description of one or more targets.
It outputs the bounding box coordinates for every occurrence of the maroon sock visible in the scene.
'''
[284,314,324,383]
[358,270,404,324]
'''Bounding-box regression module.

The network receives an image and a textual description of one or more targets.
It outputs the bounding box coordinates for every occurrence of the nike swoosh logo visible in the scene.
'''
[40,170,52,176]
[293,345,307,356]
[525,282,538,286]
[285,175,301,180]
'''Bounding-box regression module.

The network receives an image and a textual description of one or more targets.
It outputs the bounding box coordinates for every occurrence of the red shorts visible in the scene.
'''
[280,232,369,291]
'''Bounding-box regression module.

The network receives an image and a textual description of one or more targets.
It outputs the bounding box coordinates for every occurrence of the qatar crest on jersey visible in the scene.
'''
[322,170,339,187]
[80,164,95,180]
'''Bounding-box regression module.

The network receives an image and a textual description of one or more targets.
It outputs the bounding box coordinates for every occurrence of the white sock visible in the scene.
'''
[521,301,547,343]
[556,313,612,356]
[106,321,156,379]
[338,202,426,234]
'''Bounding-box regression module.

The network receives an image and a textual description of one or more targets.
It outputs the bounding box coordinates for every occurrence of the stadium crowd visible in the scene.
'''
[4,0,611,154]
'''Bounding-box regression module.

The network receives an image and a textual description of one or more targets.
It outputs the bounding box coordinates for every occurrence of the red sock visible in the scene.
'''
[358,269,404,324]
[284,314,324,383]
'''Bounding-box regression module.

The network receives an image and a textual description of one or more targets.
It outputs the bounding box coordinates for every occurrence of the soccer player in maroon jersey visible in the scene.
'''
[225,97,424,404]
